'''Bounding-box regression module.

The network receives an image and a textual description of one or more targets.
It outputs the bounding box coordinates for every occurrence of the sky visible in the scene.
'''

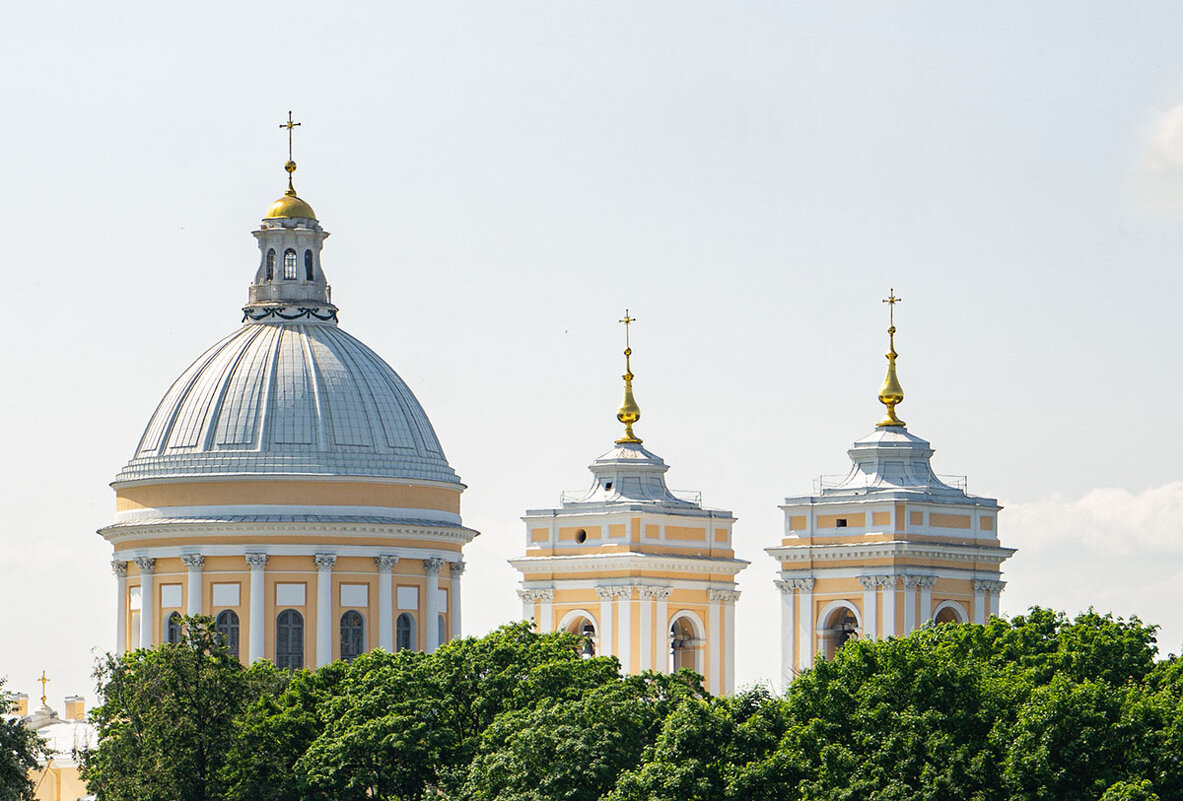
[3,2,1183,705]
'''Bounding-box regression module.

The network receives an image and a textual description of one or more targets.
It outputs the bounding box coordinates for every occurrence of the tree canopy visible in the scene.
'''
[78,608,1183,801]
[0,678,46,801]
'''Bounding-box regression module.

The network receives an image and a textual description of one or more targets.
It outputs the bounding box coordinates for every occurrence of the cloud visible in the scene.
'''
[1005,481,1183,555]
[1144,105,1183,174]
[1002,481,1183,657]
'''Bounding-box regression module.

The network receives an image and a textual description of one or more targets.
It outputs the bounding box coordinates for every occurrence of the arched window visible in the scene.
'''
[438,614,447,648]
[669,618,698,672]
[215,610,240,659]
[820,605,861,660]
[265,249,276,281]
[341,611,365,662]
[561,614,597,658]
[166,612,183,645]
[304,250,314,281]
[396,613,415,652]
[276,609,304,669]
[283,249,297,280]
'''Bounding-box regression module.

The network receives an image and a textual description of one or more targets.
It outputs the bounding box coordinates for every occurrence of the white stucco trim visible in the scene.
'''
[932,599,969,624]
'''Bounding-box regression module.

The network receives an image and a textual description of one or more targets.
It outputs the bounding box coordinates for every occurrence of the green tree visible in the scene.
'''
[0,678,46,801]
[456,670,703,801]
[80,616,279,801]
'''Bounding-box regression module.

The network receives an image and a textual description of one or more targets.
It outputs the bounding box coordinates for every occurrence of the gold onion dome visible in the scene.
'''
[265,159,317,220]
[616,310,642,444]
[877,289,905,427]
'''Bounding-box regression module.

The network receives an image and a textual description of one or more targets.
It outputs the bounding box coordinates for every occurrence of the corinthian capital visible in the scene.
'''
[245,553,269,569]
[423,557,446,574]
[111,560,128,578]
[314,553,338,570]
[707,589,741,604]
[639,585,673,600]
[180,554,205,570]
[374,554,399,572]
[133,557,156,574]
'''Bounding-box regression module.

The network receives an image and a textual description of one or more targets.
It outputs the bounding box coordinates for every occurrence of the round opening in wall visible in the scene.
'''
[575,529,587,543]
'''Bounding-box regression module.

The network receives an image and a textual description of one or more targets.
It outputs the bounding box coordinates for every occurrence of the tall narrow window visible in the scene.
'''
[266,249,276,281]
[276,609,304,669]
[283,249,297,280]
[396,613,415,652]
[304,250,314,281]
[438,614,447,648]
[215,610,240,659]
[166,612,183,645]
[341,611,365,662]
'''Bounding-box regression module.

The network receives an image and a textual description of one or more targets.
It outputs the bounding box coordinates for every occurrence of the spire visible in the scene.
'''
[877,289,906,427]
[616,309,642,444]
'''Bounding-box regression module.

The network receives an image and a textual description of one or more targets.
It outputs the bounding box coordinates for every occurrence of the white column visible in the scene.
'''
[989,579,1005,617]
[972,579,988,624]
[796,579,815,670]
[375,555,397,651]
[424,558,445,653]
[517,588,536,624]
[858,576,878,640]
[902,576,919,636]
[654,588,671,671]
[616,587,633,672]
[246,553,268,662]
[314,554,336,667]
[707,592,722,695]
[450,561,465,641]
[182,554,204,616]
[539,588,555,633]
[135,558,156,649]
[722,591,738,695]
[918,576,936,624]
[112,561,128,654]
[775,580,795,690]
[596,587,616,656]
[880,576,897,638]
[638,587,655,671]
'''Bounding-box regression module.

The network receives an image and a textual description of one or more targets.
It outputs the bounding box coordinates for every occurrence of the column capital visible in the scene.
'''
[972,578,1006,593]
[180,554,205,569]
[133,557,156,574]
[596,585,632,600]
[773,579,793,595]
[857,575,879,590]
[245,553,269,569]
[423,557,446,574]
[314,553,338,570]
[877,575,898,588]
[374,554,399,572]
[788,578,815,592]
[518,588,555,602]
[639,585,672,600]
[902,575,924,588]
[916,575,937,589]
[450,560,466,577]
[707,588,741,604]
[111,560,128,578]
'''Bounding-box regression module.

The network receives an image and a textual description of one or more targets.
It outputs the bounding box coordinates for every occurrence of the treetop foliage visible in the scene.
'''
[74,608,1183,801]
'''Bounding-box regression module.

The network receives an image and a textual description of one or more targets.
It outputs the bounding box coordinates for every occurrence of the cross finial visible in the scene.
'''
[882,288,902,328]
[38,670,50,706]
[619,309,636,351]
[278,111,302,194]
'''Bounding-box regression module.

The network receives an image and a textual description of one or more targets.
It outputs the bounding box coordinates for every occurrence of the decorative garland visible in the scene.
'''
[243,307,338,323]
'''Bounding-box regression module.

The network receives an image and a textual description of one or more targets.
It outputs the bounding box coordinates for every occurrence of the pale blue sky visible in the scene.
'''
[4,3,1183,701]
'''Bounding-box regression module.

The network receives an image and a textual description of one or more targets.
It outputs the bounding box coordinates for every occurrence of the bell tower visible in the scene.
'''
[766,291,1015,688]
[511,312,748,695]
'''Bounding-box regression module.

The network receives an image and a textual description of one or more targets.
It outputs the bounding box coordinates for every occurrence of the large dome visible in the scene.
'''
[115,321,460,486]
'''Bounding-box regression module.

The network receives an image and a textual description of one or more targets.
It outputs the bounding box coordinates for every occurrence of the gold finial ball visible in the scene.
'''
[285,160,297,174]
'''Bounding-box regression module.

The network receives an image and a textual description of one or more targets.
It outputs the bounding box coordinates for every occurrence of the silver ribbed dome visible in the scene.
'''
[115,322,459,485]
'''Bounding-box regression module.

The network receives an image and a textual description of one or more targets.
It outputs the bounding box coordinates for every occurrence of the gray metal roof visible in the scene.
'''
[114,321,460,485]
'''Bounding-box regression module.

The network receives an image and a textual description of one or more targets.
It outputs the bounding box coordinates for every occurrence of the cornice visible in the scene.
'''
[509,551,749,576]
[765,540,1016,566]
[99,520,479,546]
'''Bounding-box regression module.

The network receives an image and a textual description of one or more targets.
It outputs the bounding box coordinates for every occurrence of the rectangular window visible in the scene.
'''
[212,583,240,607]
[397,586,419,610]
[160,584,183,608]
[276,583,306,607]
[130,586,142,611]
[340,584,369,608]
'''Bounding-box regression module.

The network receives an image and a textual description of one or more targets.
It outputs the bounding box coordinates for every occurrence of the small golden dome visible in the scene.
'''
[265,191,317,220]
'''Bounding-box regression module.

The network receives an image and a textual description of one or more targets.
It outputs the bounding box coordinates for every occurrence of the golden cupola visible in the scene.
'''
[264,112,317,220]
[615,309,643,444]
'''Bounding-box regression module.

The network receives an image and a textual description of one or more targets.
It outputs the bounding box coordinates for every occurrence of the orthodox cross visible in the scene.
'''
[279,111,301,162]
[619,309,636,350]
[882,289,902,327]
[38,670,50,706]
